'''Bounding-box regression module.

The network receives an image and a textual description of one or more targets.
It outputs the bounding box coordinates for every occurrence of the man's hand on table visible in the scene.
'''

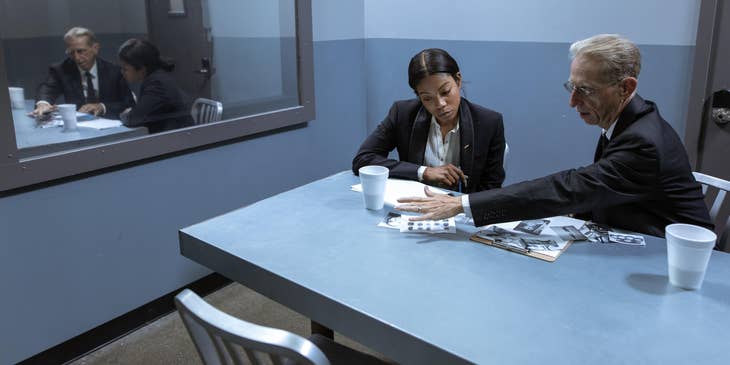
[396,186,464,221]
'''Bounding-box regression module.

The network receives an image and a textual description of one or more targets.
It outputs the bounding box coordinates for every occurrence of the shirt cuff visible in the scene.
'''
[461,194,473,218]
[36,100,51,106]
[100,103,107,115]
[417,166,426,181]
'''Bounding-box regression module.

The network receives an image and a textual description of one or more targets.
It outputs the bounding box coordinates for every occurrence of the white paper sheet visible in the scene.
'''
[77,117,122,130]
[351,178,449,207]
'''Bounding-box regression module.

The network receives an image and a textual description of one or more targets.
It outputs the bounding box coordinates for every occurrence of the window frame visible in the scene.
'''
[0,0,314,193]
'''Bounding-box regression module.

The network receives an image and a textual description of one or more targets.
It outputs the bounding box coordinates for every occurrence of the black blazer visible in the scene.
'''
[469,95,713,237]
[35,57,133,118]
[352,98,506,193]
[121,70,193,134]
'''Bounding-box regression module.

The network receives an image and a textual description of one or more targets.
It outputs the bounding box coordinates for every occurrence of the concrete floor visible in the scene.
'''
[68,283,387,365]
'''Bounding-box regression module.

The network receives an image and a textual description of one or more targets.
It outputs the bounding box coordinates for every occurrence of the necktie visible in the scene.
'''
[593,133,609,162]
[84,71,98,103]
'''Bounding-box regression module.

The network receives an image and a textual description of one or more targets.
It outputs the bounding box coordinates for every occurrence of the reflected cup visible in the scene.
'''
[8,87,25,109]
[57,104,78,131]
[665,223,716,290]
[358,165,389,210]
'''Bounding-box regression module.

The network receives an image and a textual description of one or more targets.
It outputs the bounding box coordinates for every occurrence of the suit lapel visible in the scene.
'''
[458,98,474,177]
[595,94,651,161]
[96,60,106,100]
[611,94,651,140]
[409,105,430,165]
[64,59,85,104]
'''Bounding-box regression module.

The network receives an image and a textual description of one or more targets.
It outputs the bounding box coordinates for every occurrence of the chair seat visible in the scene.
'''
[292,334,394,365]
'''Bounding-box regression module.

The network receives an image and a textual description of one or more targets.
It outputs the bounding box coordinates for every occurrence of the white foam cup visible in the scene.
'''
[57,104,78,131]
[665,223,716,290]
[358,165,389,210]
[8,87,25,109]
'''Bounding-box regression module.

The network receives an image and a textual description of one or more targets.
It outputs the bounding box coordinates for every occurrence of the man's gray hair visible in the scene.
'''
[64,27,98,45]
[569,34,641,82]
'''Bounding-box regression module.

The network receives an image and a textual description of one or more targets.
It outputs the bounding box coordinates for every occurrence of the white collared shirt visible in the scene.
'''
[417,115,461,180]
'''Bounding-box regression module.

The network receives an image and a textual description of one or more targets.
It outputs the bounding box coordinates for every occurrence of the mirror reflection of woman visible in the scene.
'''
[352,48,505,193]
[118,39,193,133]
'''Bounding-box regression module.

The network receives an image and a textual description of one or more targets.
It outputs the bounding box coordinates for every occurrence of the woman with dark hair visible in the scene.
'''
[352,48,505,193]
[118,38,192,133]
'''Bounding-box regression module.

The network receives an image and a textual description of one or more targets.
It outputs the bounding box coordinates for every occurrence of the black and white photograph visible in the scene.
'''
[520,238,560,251]
[552,225,588,241]
[475,228,526,250]
[477,225,517,237]
[580,222,611,243]
[514,219,551,235]
[378,212,403,230]
[608,232,646,246]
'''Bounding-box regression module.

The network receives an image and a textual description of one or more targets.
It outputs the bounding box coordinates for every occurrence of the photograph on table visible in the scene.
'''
[552,225,588,241]
[580,222,611,243]
[608,232,646,246]
[520,238,560,251]
[514,219,551,235]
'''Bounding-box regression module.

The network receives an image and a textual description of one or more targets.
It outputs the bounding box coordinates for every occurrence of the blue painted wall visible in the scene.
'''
[363,0,700,184]
[364,40,696,184]
[1,0,701,362]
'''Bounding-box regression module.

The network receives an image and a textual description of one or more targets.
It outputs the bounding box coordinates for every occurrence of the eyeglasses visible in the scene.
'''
[563,80,622,98]
[66,48,92,57]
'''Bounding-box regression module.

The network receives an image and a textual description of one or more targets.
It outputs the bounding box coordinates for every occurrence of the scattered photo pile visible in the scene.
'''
[474,218,646,257]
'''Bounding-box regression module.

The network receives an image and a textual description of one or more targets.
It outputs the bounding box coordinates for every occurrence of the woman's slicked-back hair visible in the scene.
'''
[118,38,174,73]
[408,48,460,91]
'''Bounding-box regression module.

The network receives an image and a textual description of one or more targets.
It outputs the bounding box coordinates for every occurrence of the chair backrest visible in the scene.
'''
[693,171,730,251]
[175,289,330,365]
[191,98,223,124]
[503,142,510,171]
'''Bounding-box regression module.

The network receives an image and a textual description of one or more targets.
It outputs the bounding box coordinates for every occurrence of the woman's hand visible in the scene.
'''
[422,164,466,188]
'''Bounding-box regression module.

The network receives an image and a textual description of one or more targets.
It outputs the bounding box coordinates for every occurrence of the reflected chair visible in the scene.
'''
[693,172,730,251]
[191,98,223,125]
[503,142,510,172]
[175,289,393,365]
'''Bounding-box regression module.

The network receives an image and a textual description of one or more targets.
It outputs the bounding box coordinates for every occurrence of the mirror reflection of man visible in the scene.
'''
[32,27,133,119]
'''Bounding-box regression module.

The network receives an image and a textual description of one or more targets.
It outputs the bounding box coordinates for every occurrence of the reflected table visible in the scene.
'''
[11,101,147,158]
[179,171,730,365]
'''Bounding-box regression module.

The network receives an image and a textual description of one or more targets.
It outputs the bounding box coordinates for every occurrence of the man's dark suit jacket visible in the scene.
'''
[35,57,133,119]
[352,98,506,193]
[469,95,713,237]
[121,69,193,134]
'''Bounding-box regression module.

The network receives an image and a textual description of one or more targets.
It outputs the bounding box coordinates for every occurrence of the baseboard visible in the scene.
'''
[18,273,232,365]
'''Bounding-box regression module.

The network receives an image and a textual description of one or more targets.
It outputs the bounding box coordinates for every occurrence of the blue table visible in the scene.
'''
[11,101,147,158]
[179,171,730,365]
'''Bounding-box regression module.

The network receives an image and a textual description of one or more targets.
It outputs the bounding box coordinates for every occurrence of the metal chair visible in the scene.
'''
[693,172,730,251]
[191,98,223,124]
[175,289,393,365]
[503,142,510,171]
